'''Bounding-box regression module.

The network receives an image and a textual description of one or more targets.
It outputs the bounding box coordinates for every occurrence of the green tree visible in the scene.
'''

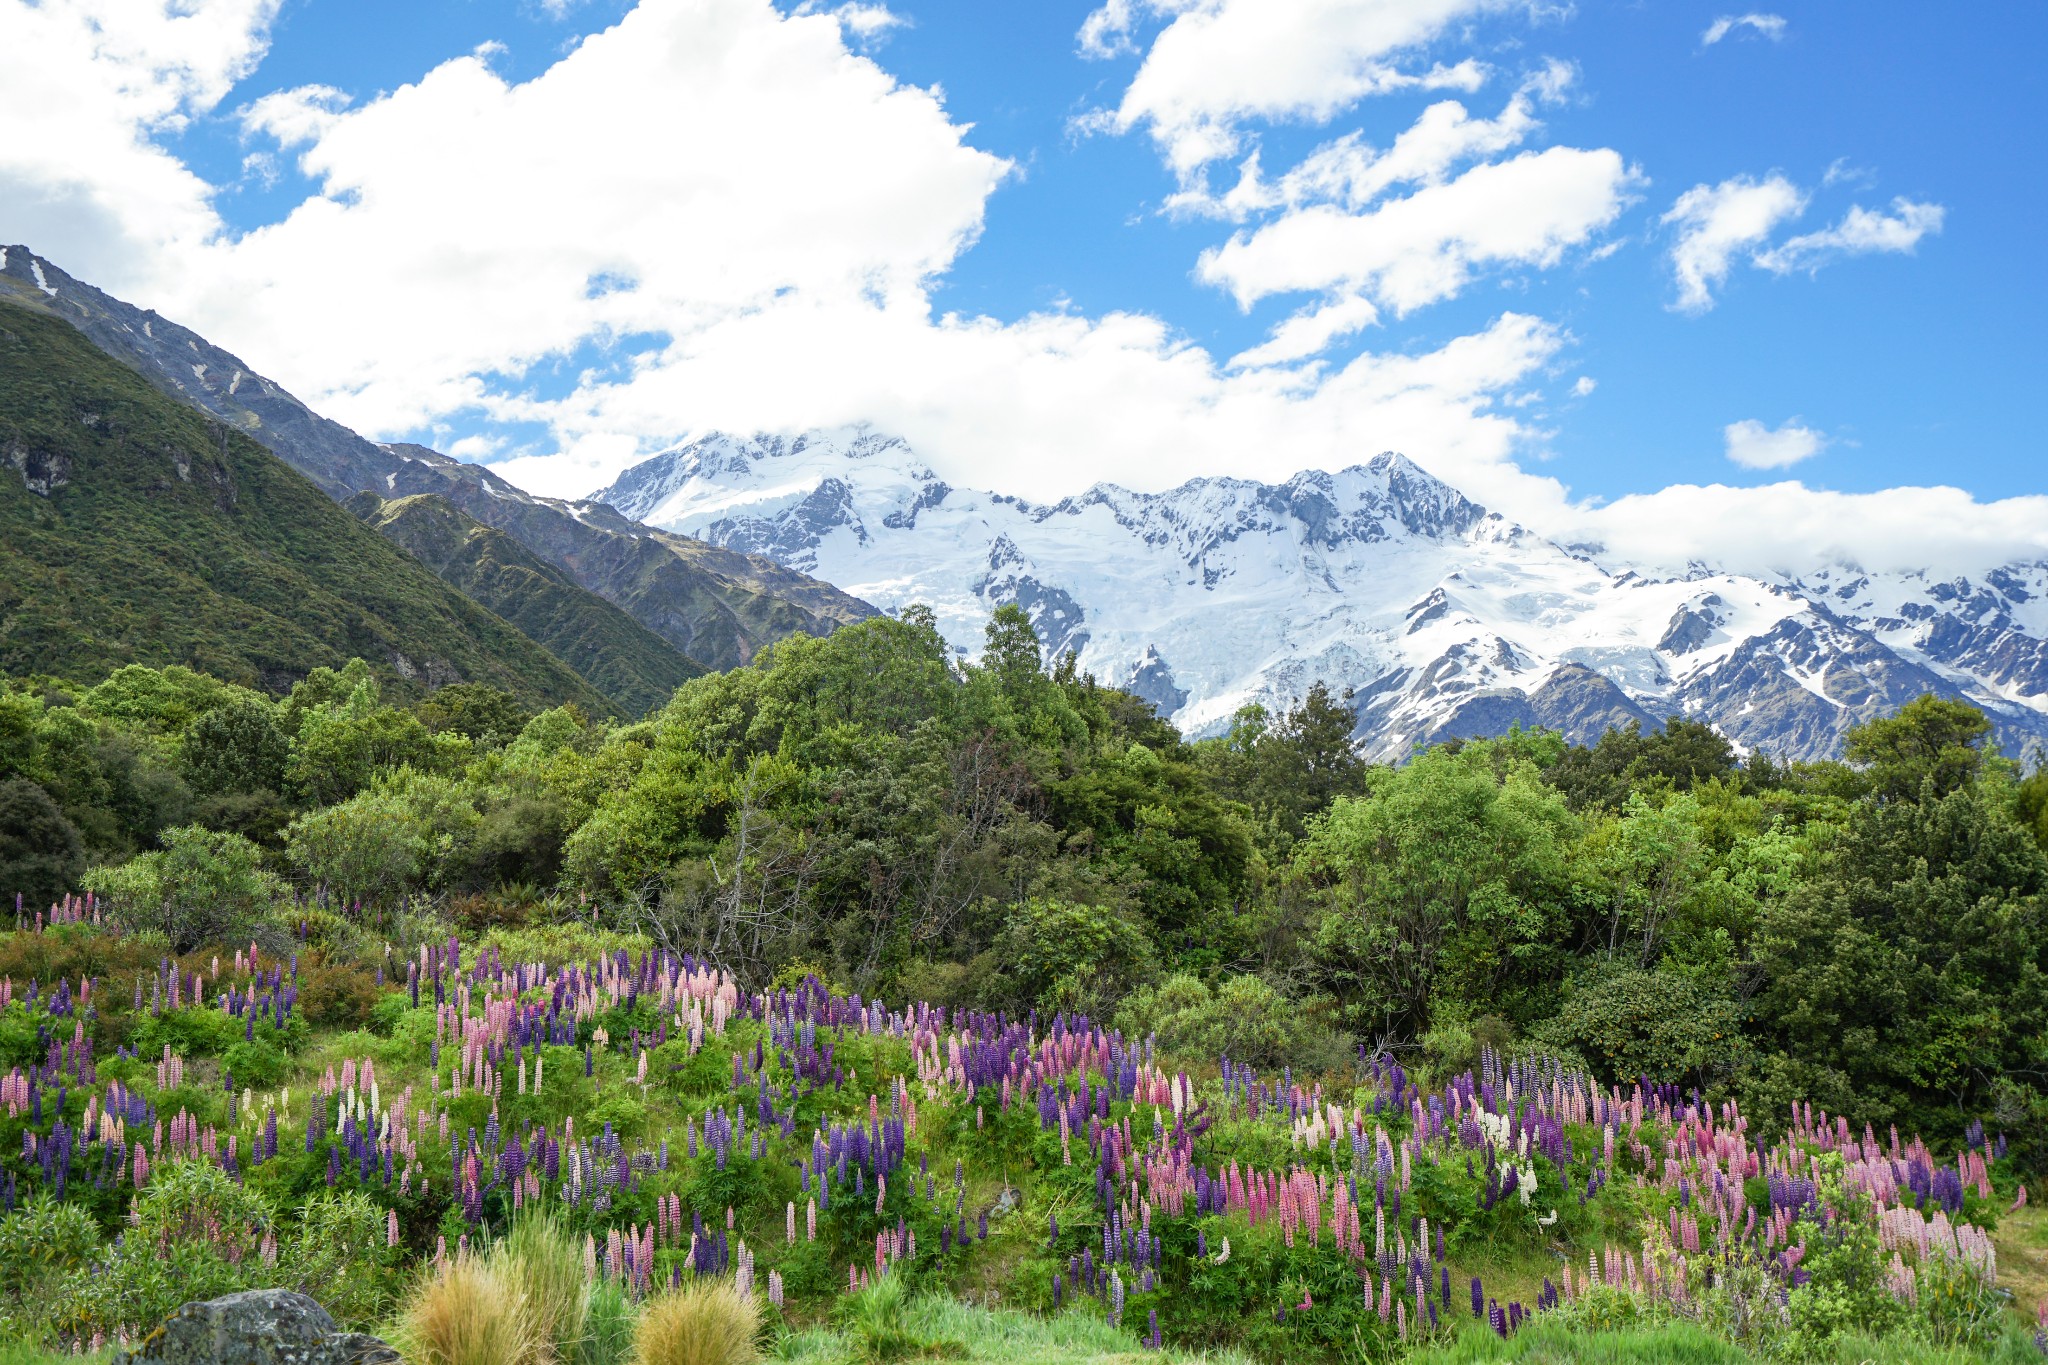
[78,664,253,735]
[1842,693,1994,802]
[287,679,437,805]
[1194,682,1371,848]
[2019,761,2048,851]
[0,691,37,781]
[1297,739,1579,1039]
[179,697,290,796]
[85,825,280,950]
[1546,716,1739,813]
[414,683,532,746]
[0,779,86,909]
[1745,776,2048,1143]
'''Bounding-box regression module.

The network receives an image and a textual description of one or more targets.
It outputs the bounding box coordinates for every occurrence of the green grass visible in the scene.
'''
[0,1347,111,1365]
[1405,1319,2048,1365]
[774,1296,1257,1365]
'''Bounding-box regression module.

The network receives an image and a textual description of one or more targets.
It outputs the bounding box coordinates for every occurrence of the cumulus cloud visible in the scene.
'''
[1199,146,1637,313]
[1701,13,1787,45]
[154,0,1011,438]
[495,303,1574,509]
[1755,198,1945,274]
[793,1,909,47]
[1662,173,1807,311]
[1664,175,1946,310]
[1168,63,1572,221]
[1076,0,1505,180]
[1570,484,2048,581]
[0,0,279,293]
[1226,295,1381,369]
[1723,418,1825,470]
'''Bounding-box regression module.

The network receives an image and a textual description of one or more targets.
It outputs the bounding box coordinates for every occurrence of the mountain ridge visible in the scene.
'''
[0,247,878,673]
[347,491,708,718]
[0,298,615,712]
[597,426,2048,762]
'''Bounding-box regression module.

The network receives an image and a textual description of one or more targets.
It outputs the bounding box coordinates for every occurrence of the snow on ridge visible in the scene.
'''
[597,426,2048,759]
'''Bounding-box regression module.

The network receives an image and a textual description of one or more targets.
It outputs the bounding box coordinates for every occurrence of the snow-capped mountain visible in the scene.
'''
[595,428,2048,761]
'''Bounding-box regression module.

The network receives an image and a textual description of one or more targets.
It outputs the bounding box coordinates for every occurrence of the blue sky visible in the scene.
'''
[2,0,2043,571]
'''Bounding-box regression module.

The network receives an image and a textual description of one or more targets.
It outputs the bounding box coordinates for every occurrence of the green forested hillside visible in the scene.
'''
[351,491,706,718]
[0,299,613,713]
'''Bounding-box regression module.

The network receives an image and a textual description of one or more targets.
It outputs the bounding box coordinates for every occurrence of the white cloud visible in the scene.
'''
[496,303,1574,511]
[1168,63,1571,221]
[1571,375,1595,396]
[0,0,279,293]
[1199,146,1637,313]
[1723,417,1825,470]
[153,0,1011,438]
[1226,295,1380,368]
[1701,13,1786,45]
[1078,0,1507,180]
[793,1,909,47]
[1755,198,1944,274]
[1662,173,1807,312]
[1570,484,2048,580]
[0,0,1567,516]
[3,0,2030,587]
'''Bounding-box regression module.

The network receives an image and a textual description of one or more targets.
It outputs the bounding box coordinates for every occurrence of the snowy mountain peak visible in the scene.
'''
[596,428,2048,762]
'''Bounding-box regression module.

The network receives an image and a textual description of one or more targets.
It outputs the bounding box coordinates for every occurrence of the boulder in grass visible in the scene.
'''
[112,1289,399,1365]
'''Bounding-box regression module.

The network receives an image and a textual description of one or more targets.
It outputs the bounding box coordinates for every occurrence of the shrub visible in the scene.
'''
[1534,965,1744,1087]
[285,1192,397,1330]
[298,954,381,1030]
[392,1253,537,1365]
[48,1161,272,1341]
[633,1280,760,1365]
[0,1195,100,1334]
[993,898,1153,1015]
[85,825,280,951]
[1115,971,1340,1070]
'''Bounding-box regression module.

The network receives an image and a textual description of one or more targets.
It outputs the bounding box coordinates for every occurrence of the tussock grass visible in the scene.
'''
[490,1214,590,1365]
[392,1252,540,1365]
[631,1279,760,1365]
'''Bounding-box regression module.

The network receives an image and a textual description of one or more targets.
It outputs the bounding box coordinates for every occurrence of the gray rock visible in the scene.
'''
[112,1290,399,1365]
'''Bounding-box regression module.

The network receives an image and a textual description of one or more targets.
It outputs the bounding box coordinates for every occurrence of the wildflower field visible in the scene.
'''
[4,613,2048,1362]
[0,901,2040,1364]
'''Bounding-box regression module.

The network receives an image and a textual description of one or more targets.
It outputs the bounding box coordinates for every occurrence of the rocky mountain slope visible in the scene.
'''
[0,299,613,711]
[349,492,706,717]
[0,247,875,672]
[597,428,2048,761]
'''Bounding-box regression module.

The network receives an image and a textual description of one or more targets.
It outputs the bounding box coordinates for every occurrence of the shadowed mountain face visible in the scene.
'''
[0,247,876,674]
[598,428,2048,763]
[349,493,707,718]
[0,300,612,711]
